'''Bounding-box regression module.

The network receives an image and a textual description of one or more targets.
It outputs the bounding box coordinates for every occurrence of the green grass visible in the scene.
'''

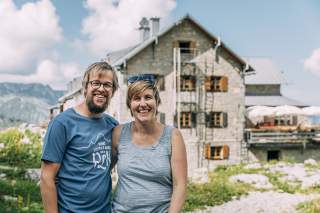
[297,198,320,213]
[0,167,43,213]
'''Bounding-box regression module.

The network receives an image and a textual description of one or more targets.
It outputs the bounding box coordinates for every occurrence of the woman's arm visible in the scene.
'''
[168,128,187,213]
[111,125,123,170]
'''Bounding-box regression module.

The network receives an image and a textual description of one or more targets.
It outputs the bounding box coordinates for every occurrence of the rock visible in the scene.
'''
[198,191,319,213]
[25,168,41,181]
[301,174,320,189]
[190,168,209,184]
[229,174,273,189]
[304,159,317,166]
[244,163,262,170]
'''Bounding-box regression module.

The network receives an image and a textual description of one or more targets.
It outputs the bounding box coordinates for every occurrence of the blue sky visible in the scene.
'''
[1,0,320,106]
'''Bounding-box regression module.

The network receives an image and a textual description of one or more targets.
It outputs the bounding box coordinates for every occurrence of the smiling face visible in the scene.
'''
[130,88,157,123]
[84,71,114,114]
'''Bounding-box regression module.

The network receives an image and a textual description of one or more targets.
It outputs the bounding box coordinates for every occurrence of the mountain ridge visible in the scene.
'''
[0,82,65,129]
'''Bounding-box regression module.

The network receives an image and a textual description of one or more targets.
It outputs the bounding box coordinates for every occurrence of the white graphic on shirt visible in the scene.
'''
[79,133,111,171]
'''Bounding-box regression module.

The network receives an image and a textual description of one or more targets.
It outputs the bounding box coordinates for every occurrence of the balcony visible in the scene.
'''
[244,128,320,148]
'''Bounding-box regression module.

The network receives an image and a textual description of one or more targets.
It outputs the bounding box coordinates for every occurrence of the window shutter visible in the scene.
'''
[222,113,228,128]
[222,145,230,159]
[204,144,211,159]
[191,112,197,128]
[220,76,228,92]
[191,76,196,91]
[157,75,165,91]
[160,113,165,124]
[190,41,196,54]
[205,76,211,91]
[206,112,212,128]
[173,41,179,49]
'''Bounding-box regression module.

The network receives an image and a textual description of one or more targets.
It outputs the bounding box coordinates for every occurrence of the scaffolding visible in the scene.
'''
[173,46,210,169]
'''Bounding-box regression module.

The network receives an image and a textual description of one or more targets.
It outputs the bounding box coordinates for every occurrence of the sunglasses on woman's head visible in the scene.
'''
[127,74,157,84]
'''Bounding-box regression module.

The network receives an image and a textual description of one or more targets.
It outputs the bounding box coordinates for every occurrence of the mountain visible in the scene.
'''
[0,83,64,129]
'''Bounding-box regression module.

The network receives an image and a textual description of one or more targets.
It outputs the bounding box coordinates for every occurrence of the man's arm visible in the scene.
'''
[110,125,123,170]
[40,161,60,213]
[168,128,187,213]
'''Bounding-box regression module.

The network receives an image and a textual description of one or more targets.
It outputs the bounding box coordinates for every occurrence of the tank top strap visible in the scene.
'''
[119,122,132,145]
[158,125,174,155]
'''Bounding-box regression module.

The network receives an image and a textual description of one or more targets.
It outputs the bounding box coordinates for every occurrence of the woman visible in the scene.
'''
[112,74,187,212]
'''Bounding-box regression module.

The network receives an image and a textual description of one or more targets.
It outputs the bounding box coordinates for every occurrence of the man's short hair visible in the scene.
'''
[82,62,119,96]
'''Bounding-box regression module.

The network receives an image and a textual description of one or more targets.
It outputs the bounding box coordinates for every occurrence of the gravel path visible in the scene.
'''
[194,191,319,213]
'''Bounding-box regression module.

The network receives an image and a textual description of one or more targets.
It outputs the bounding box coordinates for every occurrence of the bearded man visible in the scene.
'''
[40,62,119,213]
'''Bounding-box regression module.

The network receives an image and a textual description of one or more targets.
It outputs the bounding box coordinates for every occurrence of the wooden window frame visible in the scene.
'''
[206,112,228,128]
[180,112,191,128]
[180,75,196,91]
[204,144,229,160]
[205,76,228,92]
[175,112,196,129]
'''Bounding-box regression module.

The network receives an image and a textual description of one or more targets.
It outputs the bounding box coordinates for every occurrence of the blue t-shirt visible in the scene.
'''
[42,108,118,213]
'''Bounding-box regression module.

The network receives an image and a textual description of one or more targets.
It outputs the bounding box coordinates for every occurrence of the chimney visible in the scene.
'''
[150,17,160,37]
[139,17,150,42]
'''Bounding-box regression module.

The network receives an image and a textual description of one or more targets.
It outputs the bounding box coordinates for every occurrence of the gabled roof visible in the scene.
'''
[106,14,254,72]
[245,95,307,107]
[245,57,286,85]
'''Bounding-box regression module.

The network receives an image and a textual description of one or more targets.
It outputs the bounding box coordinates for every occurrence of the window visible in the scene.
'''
[180,75,196,91]
[173,41,196,54]
[174,112,197,128]
[206,112,228,128]
[179,41,191,53]
[204,144,229,160]
[205,76,228,92]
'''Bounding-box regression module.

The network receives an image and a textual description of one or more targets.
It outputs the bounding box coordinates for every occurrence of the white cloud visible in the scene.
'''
[0,59,81,90]
[304,48,320,76]
[81,0,176,55]
[0,0,63,73]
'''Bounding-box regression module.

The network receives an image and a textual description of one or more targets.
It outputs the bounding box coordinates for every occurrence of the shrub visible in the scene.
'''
[0,129,42,168]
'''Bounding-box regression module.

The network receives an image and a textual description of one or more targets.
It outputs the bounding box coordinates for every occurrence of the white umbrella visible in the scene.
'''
[246,106,275,125]
[247,106,275,118]
[273,105,303,116]
[302,106,320,116]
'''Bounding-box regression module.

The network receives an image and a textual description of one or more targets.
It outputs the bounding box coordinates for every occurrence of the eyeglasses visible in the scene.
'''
[88,80,113,90]
[127,74,157,84]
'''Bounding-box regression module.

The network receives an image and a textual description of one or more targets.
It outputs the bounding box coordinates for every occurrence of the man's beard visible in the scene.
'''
[86,95,109,114]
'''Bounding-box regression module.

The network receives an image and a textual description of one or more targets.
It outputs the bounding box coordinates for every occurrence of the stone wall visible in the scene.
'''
[248,147,320,162]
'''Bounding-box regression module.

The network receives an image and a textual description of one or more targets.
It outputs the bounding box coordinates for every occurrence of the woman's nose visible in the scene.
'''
[139,98,147,106]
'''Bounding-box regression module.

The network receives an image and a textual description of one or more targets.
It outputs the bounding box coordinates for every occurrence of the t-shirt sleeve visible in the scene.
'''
[41,119,68,163]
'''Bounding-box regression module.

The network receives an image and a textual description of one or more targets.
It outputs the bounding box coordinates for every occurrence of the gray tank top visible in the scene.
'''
[112,122,173,213]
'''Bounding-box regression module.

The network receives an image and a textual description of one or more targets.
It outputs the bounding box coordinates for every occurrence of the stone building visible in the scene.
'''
[243,58,320,163]
[53,15,255,175]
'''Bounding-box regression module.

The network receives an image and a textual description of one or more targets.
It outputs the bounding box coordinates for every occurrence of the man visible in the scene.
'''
[40,62,119,213]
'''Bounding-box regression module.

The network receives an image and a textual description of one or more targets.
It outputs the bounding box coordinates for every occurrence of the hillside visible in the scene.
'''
[0,83,64,129]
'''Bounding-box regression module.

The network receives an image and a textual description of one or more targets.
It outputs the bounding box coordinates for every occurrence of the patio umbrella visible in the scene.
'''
[246,106,275,124]
[302,106,320,116]
[247,106,275,118]
[273,105,304,116]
